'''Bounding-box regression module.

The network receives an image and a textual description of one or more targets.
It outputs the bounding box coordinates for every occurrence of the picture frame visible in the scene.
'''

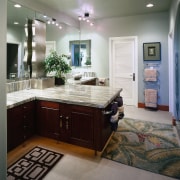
[143,42,161,61]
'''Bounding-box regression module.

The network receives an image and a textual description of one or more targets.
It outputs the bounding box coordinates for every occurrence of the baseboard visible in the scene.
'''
[138,103,169,111]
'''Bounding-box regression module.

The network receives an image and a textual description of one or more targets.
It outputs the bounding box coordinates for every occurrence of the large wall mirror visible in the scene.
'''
[7,1,90,80]
[7,1,45,80]
[69,40,91,67]
[7,1,34,80]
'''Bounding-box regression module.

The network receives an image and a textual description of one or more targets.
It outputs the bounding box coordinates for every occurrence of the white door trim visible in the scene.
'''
[7,41,22,78]
[109,36,138,106]
[45,41,56,57]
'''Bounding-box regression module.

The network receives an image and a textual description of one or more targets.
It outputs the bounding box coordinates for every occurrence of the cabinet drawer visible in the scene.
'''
[71,105,94,114]
[22,101,35,113]
[38,101,59,109]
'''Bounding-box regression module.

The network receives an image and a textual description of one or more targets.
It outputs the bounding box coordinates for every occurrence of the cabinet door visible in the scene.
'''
[23,101,35,139]
[70,105,94,149]
[7,106,24,151]
[36,101,60,140]
[59,103,71,142]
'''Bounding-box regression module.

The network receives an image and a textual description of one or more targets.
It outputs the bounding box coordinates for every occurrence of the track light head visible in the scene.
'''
[84,12,89,17]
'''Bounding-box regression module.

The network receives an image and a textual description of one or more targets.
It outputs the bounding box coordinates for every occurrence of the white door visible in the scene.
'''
[109,36,138,106]
[46,41,56,57]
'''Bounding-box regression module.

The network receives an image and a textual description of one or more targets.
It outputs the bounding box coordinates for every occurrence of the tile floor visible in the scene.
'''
[8,105,178,180]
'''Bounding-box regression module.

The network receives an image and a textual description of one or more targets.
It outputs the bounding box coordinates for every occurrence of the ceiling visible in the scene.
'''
[32,0,172,19]
[8,0,172,27]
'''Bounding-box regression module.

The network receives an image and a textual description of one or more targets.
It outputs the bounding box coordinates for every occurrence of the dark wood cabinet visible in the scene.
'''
[7,106,24,151]
[36,101,95,149]
[36,100,113,152]
[70,105,94,149]
[23,101,35,139]
[7,101,35,152]
[36,101,60,140]
[7,98,114,153]
[59,103,71,142]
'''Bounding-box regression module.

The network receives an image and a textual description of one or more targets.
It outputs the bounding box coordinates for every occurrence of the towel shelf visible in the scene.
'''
[144,67,159,109]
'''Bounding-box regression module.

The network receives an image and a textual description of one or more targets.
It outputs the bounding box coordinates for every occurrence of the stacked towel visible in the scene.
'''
[110,96,124,131]
[144,69,157,81]
[145,89,157,108]
[98,78,106,86]
[110,111,119,123]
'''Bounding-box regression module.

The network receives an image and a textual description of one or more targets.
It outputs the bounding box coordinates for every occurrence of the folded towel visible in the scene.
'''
[118,106,124,113]
[144,69,157,81]
[145,89,157,108]
[110,111,119,123]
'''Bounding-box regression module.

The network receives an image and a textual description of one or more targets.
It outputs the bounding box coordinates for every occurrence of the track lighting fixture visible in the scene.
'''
[78,12,94,26]
[46,17,63,30]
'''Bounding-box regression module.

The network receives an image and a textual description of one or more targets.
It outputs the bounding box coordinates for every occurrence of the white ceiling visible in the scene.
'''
[8,0,172,27]
[28,0,172,19]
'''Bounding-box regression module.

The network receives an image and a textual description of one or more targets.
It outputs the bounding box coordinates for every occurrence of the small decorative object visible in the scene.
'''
[73,73,82,80]
[85,57,91,66]
[143,42,161,61]
[44,50,71,85]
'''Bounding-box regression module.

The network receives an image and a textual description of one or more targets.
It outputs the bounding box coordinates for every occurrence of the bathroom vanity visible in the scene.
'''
[7,85,122,153]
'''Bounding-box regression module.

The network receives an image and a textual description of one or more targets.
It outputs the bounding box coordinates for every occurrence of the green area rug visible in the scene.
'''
[102,118,180,179]
[7,146,63,180]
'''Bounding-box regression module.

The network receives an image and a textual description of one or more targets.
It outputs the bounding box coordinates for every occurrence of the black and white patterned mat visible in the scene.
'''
[7,146,63,180]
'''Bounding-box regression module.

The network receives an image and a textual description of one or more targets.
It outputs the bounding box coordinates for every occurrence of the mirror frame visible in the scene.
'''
[69,39,91,67]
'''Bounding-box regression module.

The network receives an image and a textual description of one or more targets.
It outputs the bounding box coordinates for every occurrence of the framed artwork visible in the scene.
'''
[143,42,161,61]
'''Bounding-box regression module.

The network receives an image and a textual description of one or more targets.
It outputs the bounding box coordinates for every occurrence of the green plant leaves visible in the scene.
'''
[44,51,71,78]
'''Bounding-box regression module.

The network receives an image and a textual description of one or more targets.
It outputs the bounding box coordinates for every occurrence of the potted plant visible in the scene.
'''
[44,50,71,85]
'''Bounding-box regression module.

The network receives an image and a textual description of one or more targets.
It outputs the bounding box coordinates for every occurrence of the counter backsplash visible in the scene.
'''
[6,80,31,93]
[6,77,55,93]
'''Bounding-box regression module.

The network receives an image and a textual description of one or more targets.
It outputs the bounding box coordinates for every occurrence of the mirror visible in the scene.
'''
[7,1,34,80]
[7,1,46,80]
[69,40,91,67]
[7,1,87,81]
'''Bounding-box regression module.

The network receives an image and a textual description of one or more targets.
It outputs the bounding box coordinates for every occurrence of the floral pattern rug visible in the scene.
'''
[102,118,180,179]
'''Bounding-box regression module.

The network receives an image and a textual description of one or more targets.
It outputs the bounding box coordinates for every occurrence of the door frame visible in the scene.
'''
[46,41,56,57]
[109,36,138,106]
[7,41,22,78]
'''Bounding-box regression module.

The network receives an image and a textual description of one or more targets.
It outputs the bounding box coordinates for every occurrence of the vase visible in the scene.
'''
[55,77,65,85]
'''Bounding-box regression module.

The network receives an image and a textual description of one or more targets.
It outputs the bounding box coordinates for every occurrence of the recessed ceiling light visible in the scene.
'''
[14,4,21,8]
[146,3,154,8]
[14,22,19,25]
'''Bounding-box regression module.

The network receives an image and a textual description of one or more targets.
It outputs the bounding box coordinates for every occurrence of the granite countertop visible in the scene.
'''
[7,84,122,109]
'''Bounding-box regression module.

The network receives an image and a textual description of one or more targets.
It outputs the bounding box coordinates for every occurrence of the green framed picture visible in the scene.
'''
[143,42,161,61]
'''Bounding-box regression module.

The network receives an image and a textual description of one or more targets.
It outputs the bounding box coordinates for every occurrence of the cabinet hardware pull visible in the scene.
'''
[66,120,69,130]
[59,119,62,128]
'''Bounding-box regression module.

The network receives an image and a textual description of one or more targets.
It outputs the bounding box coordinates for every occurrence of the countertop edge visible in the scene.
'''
[7,87,122,109]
